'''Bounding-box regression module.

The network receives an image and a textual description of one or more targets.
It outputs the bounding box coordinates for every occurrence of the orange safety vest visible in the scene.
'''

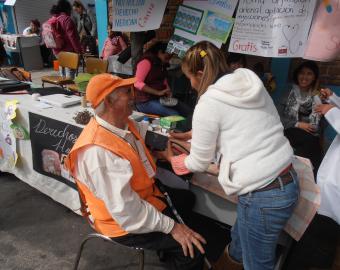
[66,118,166,237]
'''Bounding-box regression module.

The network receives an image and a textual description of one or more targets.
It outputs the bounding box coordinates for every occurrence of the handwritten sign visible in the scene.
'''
[229,0,317,57]
[304,0,340,61]
[29,113,82,188]
[111,0,168,32]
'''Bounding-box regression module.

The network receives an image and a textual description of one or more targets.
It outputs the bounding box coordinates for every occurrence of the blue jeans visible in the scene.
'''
[229,171,299,270]
[136,99,179,116]
[59,67,76,79]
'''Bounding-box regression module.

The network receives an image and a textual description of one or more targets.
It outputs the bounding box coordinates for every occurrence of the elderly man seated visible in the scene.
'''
[66,74,229,270]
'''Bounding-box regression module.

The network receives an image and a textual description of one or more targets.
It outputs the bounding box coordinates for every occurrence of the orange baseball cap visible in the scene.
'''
[86,73,136,108]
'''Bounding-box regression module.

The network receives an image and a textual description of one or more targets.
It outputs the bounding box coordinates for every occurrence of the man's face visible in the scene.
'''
[112,86,133,120]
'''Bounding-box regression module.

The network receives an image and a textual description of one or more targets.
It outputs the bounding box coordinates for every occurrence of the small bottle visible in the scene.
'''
[140,116,149,139]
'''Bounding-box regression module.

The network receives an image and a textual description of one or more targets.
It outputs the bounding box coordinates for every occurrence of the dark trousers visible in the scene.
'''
[114,186,230,270]
[284,128,322,175]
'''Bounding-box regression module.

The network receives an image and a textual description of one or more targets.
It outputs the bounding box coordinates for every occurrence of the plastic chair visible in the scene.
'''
[73,183,144,270]
[41,51,80,88]
[68,57,108,92]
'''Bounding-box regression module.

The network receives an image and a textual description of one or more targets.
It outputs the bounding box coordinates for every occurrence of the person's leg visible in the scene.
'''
[114,220,204,270]
[136,100,179,116]
[233,173,299,270]
[159,184,230,263]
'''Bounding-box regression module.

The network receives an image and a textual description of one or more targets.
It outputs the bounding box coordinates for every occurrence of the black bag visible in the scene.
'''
[117,46,131,64]
[0,80,30,93]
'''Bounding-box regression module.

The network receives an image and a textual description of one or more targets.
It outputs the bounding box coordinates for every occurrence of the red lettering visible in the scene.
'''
[138,3,154,28]
[232,40,257,53]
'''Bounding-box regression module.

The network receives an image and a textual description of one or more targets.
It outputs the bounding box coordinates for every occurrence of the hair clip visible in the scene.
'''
[200,50,207,58]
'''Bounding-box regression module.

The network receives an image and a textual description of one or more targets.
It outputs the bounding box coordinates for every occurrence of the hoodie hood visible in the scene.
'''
[202,68,267,109]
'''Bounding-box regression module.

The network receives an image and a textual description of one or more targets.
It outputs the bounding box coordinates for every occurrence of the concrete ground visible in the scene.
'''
[0,173,167,270]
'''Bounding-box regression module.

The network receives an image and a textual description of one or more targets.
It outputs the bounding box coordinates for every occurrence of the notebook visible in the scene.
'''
[38,94,81,108]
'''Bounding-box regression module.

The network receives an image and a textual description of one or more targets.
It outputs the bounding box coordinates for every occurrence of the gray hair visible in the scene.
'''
[94,91,119,115]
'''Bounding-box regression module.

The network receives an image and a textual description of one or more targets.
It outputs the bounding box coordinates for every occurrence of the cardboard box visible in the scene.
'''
[160,115,185,130]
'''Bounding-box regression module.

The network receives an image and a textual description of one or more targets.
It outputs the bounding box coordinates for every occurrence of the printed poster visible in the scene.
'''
[304,0,340,61]
[229,1,317,57]
[29,113,83,188]
[198,10,234,43]
[111,0,168,32]
[173,5,203,35]
[167,34,195,58]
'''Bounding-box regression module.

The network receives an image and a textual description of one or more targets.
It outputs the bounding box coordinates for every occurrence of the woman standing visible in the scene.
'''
[280,61,322,174]
[162,41,299,270]
[101,23,127,60]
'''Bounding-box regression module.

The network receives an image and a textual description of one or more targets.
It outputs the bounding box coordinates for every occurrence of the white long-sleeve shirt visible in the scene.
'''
[75,116,175,234]
[317,93,340,224]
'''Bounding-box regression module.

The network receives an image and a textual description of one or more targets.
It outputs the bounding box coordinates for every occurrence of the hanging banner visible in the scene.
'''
[29,113,82,188]
[111,0,168,32]
[184,0,238,17]
[304,0,340,61]
[229,0,317,57]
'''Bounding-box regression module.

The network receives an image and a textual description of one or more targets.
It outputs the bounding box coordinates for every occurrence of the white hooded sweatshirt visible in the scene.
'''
[185,68,293,195]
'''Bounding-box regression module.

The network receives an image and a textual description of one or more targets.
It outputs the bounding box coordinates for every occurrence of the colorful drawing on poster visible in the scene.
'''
[5,100,18,120]
[173,5,204,35]
[0,109,18,169]
[166,34,195,58]
[198,10,234,43]
[323,0,333,13]
[10,123,29,140]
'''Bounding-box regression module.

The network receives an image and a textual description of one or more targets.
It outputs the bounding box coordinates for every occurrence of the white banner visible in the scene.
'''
[111,0,168,32]
[229,0,317,57]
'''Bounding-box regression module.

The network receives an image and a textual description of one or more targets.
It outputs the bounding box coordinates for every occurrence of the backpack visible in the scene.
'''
[42,16,64,49]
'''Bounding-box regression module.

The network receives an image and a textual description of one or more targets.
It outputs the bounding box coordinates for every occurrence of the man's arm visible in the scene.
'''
[77,145,174,234]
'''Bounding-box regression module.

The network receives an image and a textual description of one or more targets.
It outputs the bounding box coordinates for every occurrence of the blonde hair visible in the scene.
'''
[182,41,228,97]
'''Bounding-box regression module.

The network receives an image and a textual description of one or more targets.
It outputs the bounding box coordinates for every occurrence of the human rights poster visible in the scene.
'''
[111,0,168,32]
[229,0,317,57]
[29,112,82,188]
[304,0,340,62]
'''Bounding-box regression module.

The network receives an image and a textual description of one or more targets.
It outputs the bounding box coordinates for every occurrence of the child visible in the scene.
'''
[160,41,298,270]
[101,23,127,60]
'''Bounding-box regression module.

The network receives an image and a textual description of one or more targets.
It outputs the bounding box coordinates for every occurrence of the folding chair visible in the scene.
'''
[41,51,79,88]
[73,183,144,270]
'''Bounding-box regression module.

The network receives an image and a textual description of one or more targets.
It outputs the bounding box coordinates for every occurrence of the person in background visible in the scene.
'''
[253,62,276,93]
[316,88,340,224]
[66,74,230,270]
[23,19,52,67]
[72,0,97,54]
[101,23,127,60]
[159,41,298,270]
[49,0,82,79]
[226,52,246,72]
[279,61,322,174]
[23,19,40,35]
[134,41,192,117]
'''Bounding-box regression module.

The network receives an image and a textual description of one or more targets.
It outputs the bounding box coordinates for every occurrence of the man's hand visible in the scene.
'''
[315,104,335,115]
[169,130,192,141]
[297,122,316,134]
[170,223,206,258]
[320,88,333,100]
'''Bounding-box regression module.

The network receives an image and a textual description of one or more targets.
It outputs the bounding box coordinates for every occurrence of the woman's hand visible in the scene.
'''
[320,88,333,100]
[315,104,335,115]
[169,130,192,141]
[297,122,316,133]
[159,88,171,97]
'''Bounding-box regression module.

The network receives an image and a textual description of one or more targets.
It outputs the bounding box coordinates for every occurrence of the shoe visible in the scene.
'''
[212,245,243,270]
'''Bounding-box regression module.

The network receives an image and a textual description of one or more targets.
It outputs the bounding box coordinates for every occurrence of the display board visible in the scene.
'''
[111,0,168,32]
[304,0,340,61]
[29,112,82,188]
[229,0,317,57]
